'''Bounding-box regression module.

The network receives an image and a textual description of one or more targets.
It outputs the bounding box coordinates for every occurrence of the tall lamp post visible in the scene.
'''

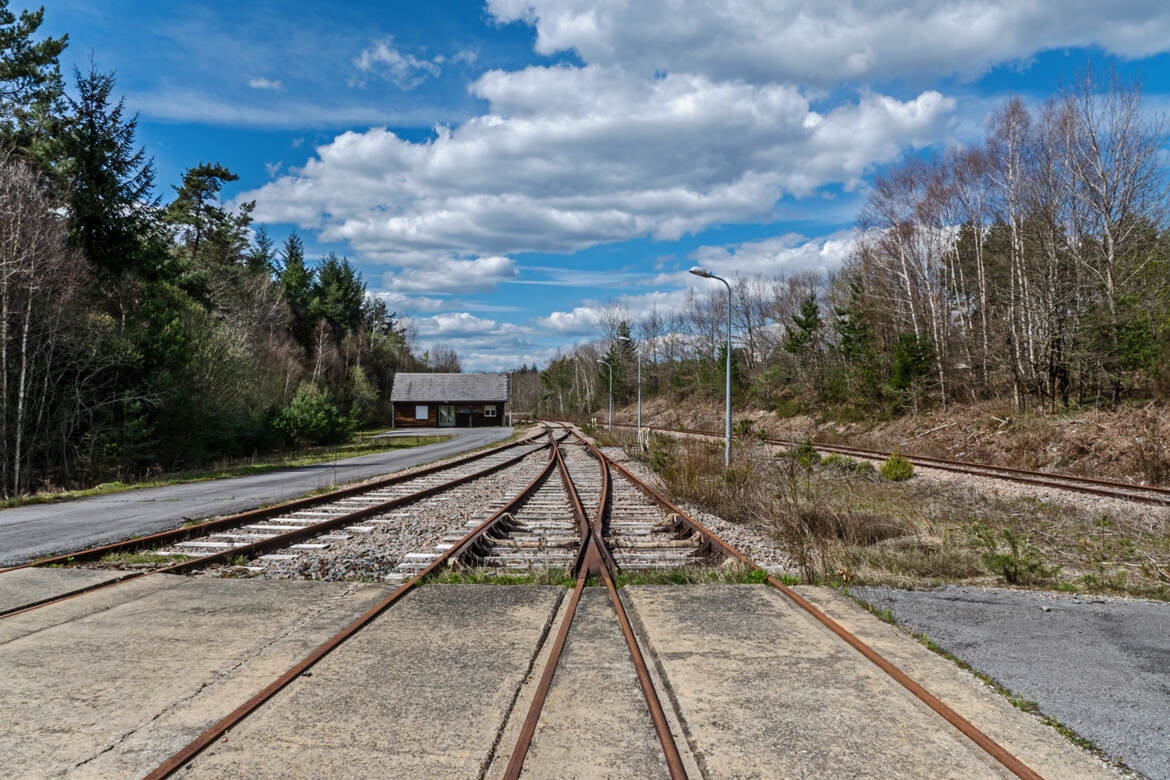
[619,335,641,436]
[689,266,732,469]
[507,369,513,427]
[597,359,613,431]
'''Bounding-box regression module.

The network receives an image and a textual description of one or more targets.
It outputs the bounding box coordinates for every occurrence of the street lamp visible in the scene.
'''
[507,369,513,427]
[619,335,641,437]
[597,359,613,431]
[690,265,732,469]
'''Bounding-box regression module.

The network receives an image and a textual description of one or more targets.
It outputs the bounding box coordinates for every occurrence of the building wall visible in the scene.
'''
[393,401,505,428]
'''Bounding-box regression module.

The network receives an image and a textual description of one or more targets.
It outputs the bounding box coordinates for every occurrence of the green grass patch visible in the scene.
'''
[99,551,190,566]
[0,434,450,510]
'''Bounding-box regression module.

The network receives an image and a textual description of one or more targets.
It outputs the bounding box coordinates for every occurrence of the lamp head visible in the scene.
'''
[689,266,714,279]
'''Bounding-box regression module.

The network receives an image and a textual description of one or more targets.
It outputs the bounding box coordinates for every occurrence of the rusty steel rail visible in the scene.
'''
[0,435,556,620]
[568,425,1044,780]
[0,429,548,578]
[601,420,1170,507]
[144,435,563,780]
[504,428,687,780]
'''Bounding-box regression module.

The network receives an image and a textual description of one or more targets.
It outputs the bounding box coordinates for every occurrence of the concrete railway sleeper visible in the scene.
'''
[595,420,1170,507]
[0,432,558,619]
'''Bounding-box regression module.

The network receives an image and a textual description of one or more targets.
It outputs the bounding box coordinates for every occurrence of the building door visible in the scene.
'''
[438,405,455,427]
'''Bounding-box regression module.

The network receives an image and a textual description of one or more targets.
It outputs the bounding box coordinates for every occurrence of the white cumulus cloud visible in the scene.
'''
[382,255,519,294]
[486,0,1170,84]
[690,230,858,279]
[239,66,953,266]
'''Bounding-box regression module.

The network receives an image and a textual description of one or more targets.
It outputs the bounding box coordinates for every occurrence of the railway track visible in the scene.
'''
[603,420,1170,506]
[133,423,1044,778]
[0,430,554,618]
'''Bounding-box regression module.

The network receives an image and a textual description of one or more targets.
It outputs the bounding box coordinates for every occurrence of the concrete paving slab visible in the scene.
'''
[0,575,393,778]
[0,566,128,613]
[622,584,1115,779]
[182,584,564,779]
[514,588,671,779]
[847,584,1168,778]
[0,572,183,646]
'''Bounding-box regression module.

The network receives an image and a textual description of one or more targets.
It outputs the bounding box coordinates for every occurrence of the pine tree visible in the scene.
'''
[165,162,239,259]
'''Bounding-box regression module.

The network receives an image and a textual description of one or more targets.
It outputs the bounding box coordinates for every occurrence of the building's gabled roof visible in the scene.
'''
[390,372,508,402]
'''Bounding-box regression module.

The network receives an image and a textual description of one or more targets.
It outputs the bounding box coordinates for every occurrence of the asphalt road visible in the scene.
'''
[0,426,514,567]
[852,585,1170,779]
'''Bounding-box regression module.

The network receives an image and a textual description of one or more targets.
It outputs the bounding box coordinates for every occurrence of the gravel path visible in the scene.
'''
[238,452,549,582]
[851,584,1170,779]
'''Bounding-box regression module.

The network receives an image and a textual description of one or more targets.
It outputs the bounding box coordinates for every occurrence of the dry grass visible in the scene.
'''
[621,397,1170,488]
[625,432,1170,599]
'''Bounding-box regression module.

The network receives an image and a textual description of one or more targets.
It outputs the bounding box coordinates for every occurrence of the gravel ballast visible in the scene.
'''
[601,446,798,571]
[850,585,1170,779]
[234,452,549,582]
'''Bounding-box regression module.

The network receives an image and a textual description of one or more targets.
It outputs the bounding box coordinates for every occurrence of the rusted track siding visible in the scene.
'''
[144,437,562,780]
[603,420,1170,506]
[573,427,1043,780]
[0,430,546,576]
[0,437,555,620]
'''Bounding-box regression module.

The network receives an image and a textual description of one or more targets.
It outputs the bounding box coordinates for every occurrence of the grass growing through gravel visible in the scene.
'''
[422,563,773,588]
[423,567,578,586]
[0,434,450,510]
[612,563,769,587]
[622,431,1170,600]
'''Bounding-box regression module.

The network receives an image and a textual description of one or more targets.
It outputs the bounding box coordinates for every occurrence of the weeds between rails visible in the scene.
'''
[596,428,1170,601]
[420,562,771,587]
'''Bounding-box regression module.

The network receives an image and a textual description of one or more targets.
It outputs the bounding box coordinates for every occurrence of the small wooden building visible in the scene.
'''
[390,373,509,428]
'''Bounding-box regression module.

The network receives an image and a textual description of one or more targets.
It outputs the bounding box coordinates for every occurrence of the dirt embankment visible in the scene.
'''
[610,398,1170,487]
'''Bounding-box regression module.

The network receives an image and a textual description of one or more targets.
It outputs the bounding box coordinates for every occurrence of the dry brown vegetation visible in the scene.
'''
[624,397,1170,487]
[611,430,1170,600]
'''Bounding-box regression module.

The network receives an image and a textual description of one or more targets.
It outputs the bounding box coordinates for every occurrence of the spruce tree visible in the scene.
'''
[311,254,365,336]
[63,62,158,279]
[0,1,68,167]
[278,232,314,349]
[783,292,821,357]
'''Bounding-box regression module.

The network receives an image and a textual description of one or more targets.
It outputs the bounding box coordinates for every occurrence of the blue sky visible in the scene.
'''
[38,0,1170,370]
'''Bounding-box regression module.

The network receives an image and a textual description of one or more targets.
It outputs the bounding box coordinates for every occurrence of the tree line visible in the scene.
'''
[0,4,453,495]
[538,68,1170,421]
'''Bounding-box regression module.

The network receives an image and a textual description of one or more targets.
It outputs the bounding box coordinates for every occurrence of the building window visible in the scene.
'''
[484,406,497,418]
[414,405,428,420]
